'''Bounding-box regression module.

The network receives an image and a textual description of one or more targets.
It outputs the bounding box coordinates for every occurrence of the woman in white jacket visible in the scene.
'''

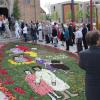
[15,21,20,39]
[23,24,28,42]
[38,23,43,42]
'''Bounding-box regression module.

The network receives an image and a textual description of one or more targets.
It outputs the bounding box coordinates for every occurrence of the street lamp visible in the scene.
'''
[33,0,36,22]
[90,0,93,30]
[71,0,75,22]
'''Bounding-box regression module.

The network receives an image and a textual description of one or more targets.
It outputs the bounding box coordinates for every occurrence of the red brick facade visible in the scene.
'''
[18,0,41,22]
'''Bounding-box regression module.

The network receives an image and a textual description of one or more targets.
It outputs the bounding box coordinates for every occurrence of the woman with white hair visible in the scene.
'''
[15,21,20,39]
[38,23,43,42]
[74,26,83,53]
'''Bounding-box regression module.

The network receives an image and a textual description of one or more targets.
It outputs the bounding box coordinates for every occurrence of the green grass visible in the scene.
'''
[1,42,86,100]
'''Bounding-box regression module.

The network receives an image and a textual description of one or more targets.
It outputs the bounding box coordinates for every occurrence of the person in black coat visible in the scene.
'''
[79,31,100,100]
[68,24,74,46]
[82,24,88,49]
[30,22,37,44]
[87,23,90,31]
[52,26,58,47]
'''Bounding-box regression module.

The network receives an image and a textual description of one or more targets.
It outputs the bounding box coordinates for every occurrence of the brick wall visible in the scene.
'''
[18,0,41,22]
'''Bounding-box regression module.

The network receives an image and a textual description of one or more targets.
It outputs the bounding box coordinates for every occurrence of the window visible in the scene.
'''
[25,0,31,4]
[95,1,100,4]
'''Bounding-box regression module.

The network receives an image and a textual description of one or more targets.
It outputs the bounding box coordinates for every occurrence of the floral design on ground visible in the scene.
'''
[0,81,16,100]
[24,51,37,58]
[8,45,38,65]
[8,59,36,65]
[14,87,26,95]
[45,54,68,60]
[8,53,37,65]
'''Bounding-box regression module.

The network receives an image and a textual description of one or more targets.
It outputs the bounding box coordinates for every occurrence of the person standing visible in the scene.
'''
[30,22,37,44]
[87,23,90,31]
[0,19,3,35]
[79,31,100,100]
[52,25,58,47]
[38,23,43,42]
[23,24,28,42]
[74,27,83,53]
[21,21,24,35]
[44,24,50,44]
[60,23,65,46]
[63,25,70,50]
[3,16,12,38]
[68,24,74,46]
[82,24,88,49]
[15,21,20,39]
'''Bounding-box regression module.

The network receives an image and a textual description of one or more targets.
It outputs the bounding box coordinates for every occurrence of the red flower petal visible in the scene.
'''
[30,96,34,100]
[5,76,12,80]
[0,69,8,75]
[16,46,29,51]
[4,80,14,85]
[14,87,26,94]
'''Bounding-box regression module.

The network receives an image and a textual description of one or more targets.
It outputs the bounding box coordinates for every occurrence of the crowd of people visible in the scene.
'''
[0,15,13,38]
[0,15,92,53]
[14,20,92,53]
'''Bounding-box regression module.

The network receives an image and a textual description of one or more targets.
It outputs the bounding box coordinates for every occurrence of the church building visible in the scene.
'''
[0,0,41,22]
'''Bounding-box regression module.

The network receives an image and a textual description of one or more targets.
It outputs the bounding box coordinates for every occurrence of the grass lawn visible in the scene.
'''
[1,42,86,100]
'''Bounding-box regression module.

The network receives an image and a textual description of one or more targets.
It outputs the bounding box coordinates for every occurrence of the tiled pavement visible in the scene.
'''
[0,34,77,53]
[37,41,77,53]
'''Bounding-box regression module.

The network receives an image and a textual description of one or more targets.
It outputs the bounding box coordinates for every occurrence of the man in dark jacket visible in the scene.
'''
[68,24,74,46]
[79,31,100,100]
[52,25,58,47]
[82,24,88,49]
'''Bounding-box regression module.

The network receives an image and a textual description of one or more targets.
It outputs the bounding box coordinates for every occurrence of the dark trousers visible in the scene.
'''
[66,39,70,50]
[77,38,83,53]
[45,35,50,44]
[23,34,28,42]
[83,38,88,49]
[0,27,2,35]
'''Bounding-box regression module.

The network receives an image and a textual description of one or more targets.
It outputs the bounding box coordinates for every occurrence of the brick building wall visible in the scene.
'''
[7,0,41,22]
[18,0,41,22]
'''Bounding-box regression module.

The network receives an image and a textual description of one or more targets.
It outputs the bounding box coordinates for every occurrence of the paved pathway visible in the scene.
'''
[37,41,77,53]
[0,32,77,53]
[0,38,77,53]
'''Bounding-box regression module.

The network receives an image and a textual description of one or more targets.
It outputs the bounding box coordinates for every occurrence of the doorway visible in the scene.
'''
[0,7,8,17]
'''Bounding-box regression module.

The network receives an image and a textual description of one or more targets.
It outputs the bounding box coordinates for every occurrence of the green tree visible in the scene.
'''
[13,0,20,19]
[51,11,59,21]
[86,6,96,18]
[93,7,96,18]
[46,14,51,21]
[67,11,71,19]
[86,7,90,18]
[40,14,46,20]
[77,10,83,18]
[76,10,83,22]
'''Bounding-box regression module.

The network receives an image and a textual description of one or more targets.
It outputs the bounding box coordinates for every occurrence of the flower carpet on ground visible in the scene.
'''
[0,43,85,100]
